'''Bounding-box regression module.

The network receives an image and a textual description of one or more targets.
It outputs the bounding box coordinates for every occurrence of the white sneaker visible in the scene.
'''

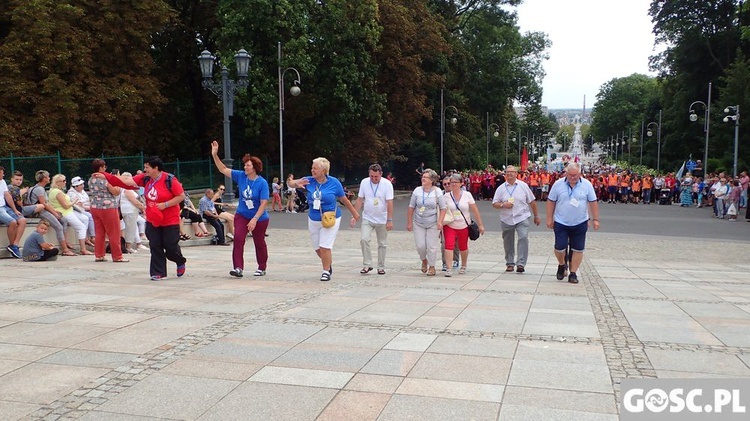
[292,210,297,214]
[137,244,149,251]
[226,233,234,240]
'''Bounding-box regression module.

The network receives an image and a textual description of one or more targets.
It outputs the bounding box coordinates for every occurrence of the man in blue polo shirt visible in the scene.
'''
[546,163,600,284]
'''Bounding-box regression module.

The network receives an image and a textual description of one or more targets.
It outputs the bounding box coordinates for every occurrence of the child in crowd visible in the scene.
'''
[22,220,60,261]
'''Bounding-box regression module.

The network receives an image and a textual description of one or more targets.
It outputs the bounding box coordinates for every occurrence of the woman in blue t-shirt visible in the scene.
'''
[211,141,270,278]
[287,157,360,281]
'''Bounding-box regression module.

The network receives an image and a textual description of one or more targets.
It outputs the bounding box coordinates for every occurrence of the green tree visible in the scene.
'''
[0,0,172,157]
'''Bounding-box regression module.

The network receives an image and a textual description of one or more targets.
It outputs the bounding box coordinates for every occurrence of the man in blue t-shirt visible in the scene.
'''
[545,163,600,284]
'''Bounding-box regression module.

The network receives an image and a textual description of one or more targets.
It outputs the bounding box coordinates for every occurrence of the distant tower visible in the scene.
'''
[582,95,586,124]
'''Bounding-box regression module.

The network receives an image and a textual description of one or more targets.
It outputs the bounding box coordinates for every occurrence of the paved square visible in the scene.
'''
[1,229,748,420]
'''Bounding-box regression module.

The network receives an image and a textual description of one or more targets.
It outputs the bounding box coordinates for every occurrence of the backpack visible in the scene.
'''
[22,185,42,206]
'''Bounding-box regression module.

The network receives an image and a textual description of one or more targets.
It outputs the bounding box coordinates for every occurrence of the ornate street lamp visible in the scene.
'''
[440,89,458,175]
[723,105,740,177]
[689,82,712,175]
[198,48,251,203]
[278,42,302,186]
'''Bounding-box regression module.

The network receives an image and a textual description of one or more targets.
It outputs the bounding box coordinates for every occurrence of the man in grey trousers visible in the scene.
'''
[492,166,540,273]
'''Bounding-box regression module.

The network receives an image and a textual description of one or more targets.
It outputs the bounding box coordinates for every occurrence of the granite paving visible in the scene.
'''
[0,228,748,420]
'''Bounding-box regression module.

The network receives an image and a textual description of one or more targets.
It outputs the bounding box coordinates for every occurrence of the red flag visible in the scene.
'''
[520,147,528,172]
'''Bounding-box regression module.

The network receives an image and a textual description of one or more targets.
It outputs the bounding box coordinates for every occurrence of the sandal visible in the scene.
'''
[506,265,514,272]
[80,250,94,256]
[421,259,428,273]
[113,258,130,263]
[360,267,373,274]
[61,251,77,256]
[458,266,466,275]
[427,266,436,276]
[180,234,191,241]
[95,257,109,262]
[377,269,386,275]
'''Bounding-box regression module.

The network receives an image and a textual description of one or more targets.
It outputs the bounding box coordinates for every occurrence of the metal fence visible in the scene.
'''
[1,153,369,190]
[0,153,220,191]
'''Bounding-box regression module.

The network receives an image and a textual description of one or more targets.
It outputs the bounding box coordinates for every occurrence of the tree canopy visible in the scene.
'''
[0,0,549,179]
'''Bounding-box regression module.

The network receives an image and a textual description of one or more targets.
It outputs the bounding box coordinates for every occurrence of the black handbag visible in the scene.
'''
[451,192,481,241]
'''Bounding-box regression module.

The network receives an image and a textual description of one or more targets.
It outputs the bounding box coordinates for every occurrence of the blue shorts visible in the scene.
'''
[0,205,22,225]
[554,221,588,253]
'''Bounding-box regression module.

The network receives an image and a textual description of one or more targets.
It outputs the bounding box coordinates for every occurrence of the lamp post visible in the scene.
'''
[639,121,644,165]
[723,105,740,177]
[278,42,302,188]
[646,110,662,172]
[486,116,499,167]
[440,89,458,175]
[198,48,251,203]
[689,82,712,175]
[506,130,516,167]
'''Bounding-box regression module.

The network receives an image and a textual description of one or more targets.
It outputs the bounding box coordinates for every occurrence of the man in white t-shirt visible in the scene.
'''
[492,165,540,273]
[351,164,394,274]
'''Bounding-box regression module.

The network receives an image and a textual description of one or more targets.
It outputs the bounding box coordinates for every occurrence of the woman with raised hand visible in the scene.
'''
[122,156,187,280]
[287,157,359,281]
[406,169,446,276]
[211,141,270,278]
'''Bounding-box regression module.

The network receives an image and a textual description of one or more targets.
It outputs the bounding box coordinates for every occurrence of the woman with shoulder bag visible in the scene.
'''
[406,169,446,276]
[442,173,485,276]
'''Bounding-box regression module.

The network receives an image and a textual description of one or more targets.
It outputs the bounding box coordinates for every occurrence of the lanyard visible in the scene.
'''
[146,173,162,197]
[566,181,580,197]
[505,183,517,199]
[422,188,432,206]
[370,180,379,197]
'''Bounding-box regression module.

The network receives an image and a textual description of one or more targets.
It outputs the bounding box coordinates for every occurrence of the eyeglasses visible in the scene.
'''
[218,188,225,191]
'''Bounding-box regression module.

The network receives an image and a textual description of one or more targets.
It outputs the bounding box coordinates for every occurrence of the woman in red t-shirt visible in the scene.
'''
[125,157,187,281]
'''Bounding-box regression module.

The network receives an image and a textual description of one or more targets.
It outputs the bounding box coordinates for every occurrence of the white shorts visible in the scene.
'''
[308,217,341,250]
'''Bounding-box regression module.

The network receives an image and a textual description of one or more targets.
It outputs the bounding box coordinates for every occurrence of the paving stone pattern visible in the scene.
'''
[0,229,748,420]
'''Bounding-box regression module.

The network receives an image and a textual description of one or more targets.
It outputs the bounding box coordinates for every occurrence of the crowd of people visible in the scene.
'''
[416,162,749,221]
[4,152,744,284]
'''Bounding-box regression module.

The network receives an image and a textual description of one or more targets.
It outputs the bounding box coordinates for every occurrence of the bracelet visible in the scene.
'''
[593,219,600,222]
[164,202,168,208]
[387,219,393,221]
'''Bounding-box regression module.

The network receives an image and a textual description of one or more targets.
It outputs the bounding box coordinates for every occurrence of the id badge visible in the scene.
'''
[418,206,425,214]
[245,200,254,209]
[313,199,321,210]
[373,198,379,207]
[569,198,580,208]
[508,197,515,204]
